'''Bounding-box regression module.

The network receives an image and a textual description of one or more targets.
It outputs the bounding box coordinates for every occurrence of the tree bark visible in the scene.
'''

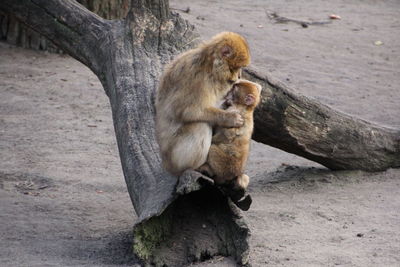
[1,0,399,266]
[0,0,130,52]
[0,0,250,265]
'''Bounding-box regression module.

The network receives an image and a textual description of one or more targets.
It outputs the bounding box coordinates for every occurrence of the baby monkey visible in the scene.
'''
[199,79,262,208]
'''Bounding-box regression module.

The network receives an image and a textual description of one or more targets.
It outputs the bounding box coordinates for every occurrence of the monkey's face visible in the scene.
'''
[227,67,242,84]
[218,39,250,84]
[204,32,250,85]
[224,51,248,84]
[212,56,243,85]
[231,80,262,108]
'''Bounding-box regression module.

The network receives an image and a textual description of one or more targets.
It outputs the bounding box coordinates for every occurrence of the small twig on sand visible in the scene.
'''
[265,9,332,28]
[170,7,190,13]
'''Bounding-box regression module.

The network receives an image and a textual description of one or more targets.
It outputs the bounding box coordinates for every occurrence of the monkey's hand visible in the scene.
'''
[219,111,244,128]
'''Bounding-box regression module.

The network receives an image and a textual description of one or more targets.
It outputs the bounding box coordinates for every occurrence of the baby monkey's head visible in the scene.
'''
[225,79,262,109]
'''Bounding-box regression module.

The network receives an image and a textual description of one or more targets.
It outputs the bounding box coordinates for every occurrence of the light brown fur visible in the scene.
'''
[198,79,262,190]
[155,32,251,176]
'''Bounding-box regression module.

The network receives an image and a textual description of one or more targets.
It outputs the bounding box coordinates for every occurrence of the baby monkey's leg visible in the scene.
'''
[196,163,215,178]
[234,174,249,190]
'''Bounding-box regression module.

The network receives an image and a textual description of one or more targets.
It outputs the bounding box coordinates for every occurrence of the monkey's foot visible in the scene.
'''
[182,171,253,211]
[218,182,252,211]
[234,194,252,211]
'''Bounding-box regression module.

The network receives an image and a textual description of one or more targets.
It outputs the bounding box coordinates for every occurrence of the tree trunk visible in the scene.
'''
[0,0,250,265]
[78,0,130,19]
[0,0,130,52]
[1,0,399,266]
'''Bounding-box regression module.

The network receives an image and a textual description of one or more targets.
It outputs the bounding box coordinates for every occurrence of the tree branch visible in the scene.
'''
[130,0,169,21]
[0,0,112,74]
[245,69,400,171]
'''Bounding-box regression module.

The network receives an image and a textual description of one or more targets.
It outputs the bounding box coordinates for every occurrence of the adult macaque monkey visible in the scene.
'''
[156,32,251,176]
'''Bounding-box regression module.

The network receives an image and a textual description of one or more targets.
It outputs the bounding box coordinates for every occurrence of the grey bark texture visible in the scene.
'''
[0,0,130,52]
[0,0,250,265]
[1,0,399,266]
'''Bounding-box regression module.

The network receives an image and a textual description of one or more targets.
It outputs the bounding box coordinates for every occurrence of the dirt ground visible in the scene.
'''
[1,0,399,266]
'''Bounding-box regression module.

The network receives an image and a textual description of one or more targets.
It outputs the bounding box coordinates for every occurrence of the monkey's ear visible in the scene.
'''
[221,45,233,58]
[244,94,256,106]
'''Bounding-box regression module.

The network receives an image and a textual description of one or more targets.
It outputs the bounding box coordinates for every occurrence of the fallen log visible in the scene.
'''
[246,69,400,171]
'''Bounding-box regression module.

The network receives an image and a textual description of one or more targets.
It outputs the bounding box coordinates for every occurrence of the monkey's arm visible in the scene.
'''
[180,106,244,128]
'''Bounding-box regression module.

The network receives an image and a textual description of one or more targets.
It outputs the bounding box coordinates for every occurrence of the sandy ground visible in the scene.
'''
[1,0,400,266]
